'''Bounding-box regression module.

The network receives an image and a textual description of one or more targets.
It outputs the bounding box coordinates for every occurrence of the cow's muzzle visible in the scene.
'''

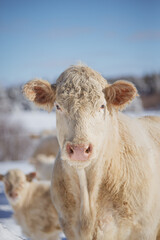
[66,143,93,161]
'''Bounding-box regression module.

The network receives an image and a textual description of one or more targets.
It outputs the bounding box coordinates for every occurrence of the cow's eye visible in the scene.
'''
[56,104,61,111]
[100,104,105,109]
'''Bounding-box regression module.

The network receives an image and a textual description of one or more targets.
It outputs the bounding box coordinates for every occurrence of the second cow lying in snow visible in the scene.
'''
[0,169,61,240]
[24,65,160,240]
[30,154,55,180]
[29,135,59,180]
[31,135,59,159]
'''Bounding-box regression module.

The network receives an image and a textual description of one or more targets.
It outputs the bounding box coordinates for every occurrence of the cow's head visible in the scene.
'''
[23,65,137,168]
[0,170,36,206]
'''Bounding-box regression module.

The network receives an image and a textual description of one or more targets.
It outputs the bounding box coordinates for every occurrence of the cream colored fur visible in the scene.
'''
[24,64,160,240]
[0,169,61,240]
[30,154,55,180]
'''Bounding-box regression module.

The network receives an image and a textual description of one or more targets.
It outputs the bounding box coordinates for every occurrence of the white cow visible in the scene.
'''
[24,64,160,240]
[0,169,61,240]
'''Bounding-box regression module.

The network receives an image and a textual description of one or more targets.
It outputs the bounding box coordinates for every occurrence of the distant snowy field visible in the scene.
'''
[6,110,57,133]
[0,110,160,239]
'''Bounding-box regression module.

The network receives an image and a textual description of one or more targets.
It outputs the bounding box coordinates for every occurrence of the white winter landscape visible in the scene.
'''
[0,110,160,239]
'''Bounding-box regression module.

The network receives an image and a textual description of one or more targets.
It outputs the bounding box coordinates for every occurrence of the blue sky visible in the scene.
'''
[0,0,160,86]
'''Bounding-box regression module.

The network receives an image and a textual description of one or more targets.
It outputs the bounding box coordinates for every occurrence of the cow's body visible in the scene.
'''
[24,64,160,240]
[0,169,61,240]
[51,113,160,240]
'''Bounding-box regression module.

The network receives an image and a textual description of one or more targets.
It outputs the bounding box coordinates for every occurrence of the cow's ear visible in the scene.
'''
[23,79,56,112]
[0,174,4,181]
[104,80,138,110]
[26,172,36,182]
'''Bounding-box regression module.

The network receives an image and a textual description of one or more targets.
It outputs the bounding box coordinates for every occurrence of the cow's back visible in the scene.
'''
[138,116,160,147]
[33,136,59,158]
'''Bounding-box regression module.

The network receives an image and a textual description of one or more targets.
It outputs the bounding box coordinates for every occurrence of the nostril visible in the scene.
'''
[69,147,74,154]
[85,144,92,155]
[67,144,74,155]
[85,146,90,154]
[9,192,18,198]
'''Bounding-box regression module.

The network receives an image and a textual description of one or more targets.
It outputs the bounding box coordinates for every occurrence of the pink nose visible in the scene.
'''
[66,144,92,161]
[9,192,18,198]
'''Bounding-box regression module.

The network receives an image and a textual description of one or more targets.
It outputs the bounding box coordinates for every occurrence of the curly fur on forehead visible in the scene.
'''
[5,169,26,183]
[56,64,108,112]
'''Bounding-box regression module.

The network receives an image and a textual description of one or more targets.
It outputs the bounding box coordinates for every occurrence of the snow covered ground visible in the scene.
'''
[0,109,160,239]
[0,224,23,240]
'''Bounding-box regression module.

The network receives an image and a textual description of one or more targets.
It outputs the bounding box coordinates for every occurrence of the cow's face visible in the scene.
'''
[23,65,137,168]
[0,170,36,206]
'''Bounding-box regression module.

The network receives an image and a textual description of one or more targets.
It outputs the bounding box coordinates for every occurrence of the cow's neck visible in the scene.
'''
[77,169,90,216]
[97,112,150,212]
[76,166,102,238]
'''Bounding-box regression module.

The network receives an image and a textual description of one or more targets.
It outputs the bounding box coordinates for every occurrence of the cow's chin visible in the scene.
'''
[61,153,93,169]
